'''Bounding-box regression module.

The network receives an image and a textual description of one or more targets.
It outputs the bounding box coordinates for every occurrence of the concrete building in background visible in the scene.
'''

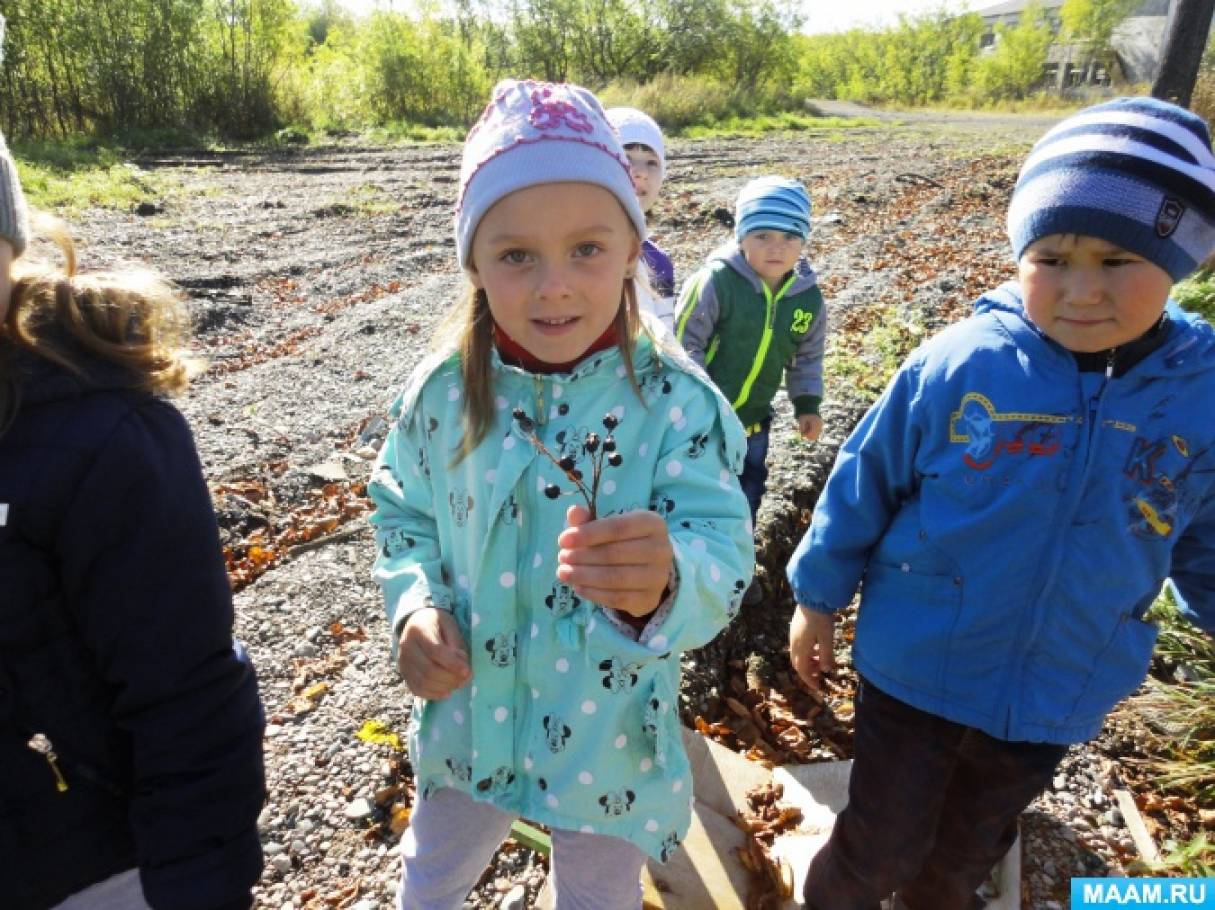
[975,0,1182,89]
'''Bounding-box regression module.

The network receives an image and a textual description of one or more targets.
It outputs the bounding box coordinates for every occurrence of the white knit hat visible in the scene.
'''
[455,80,647,267]
[606,107,666,178]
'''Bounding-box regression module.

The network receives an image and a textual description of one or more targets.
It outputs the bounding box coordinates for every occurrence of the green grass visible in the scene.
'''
[677,112,881,139]
[12,138,183,216]
[1129,590,1215,875]
[336,181,400,217]
[362,122,463,144]
[1172,269,1215,324]
[1150,833,1215,878]
[824,303,925,402]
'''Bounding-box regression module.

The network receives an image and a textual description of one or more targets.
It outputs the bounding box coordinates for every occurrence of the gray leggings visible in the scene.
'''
[397,787,646,910]
[52,869,152,910]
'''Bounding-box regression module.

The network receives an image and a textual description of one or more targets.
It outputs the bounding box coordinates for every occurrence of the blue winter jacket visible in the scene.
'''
[369,333,754,861]
[0,345,266,909]
[788,284,1215,745]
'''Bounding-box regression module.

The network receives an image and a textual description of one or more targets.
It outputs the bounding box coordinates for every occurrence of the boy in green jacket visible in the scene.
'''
[676,176,827,536]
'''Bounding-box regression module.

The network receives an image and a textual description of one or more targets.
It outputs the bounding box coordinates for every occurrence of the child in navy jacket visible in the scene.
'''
[0,139,265,909]
[788,97,1215,910]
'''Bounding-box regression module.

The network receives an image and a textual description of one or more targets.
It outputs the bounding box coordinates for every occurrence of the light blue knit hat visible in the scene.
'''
[734,176,811,241]
[455,80,646,267]
[1008,96,1215,282]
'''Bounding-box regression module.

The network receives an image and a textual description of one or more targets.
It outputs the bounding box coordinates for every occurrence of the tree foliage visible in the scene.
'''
[0,0,299,139]
[0,0,1062,141]
[975,2,1056,100]
[793,10,985,106]
[1060,0,1138,74]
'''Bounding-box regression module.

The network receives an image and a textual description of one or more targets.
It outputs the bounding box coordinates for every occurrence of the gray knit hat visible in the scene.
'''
[1008,96,1215,282]
[0,14,29,258]
[455,80,646,267]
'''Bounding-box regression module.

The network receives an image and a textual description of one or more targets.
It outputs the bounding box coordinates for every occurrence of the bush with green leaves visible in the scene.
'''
[1172,269,1215,325]
[792,11,985,106]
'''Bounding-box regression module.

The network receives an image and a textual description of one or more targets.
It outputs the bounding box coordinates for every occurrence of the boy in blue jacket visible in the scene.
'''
[787,97,1215,910]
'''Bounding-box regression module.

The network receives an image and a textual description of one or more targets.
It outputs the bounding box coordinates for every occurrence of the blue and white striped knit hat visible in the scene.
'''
[734,176,811,241]
[455,80,646,267]
[1008,97,1215,282]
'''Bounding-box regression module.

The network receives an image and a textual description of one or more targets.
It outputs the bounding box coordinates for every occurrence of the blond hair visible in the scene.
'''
[0,215,196,433]
[440,277,654,462]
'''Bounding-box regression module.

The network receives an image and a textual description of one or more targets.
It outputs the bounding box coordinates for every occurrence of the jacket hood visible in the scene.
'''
[974,281,1215,380]
[4,337,143,409]
[709,241,818,296]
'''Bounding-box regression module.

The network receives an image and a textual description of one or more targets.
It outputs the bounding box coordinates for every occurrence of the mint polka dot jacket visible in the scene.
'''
[368,333,754,862]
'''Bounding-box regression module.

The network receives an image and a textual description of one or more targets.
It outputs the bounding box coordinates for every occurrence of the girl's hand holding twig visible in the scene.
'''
[556,505,673,618]
[397,607,472,700]
[789,605,835,692]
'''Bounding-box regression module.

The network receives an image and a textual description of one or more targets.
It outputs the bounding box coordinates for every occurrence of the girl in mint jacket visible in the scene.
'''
[368,80,753,910]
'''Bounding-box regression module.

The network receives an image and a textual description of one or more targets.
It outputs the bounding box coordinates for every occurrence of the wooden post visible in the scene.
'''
[1151,0,1215,107]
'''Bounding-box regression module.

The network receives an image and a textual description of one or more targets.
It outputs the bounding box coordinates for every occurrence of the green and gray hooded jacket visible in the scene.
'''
[675,242,825,430]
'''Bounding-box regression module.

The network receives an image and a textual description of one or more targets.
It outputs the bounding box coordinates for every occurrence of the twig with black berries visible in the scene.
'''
[512,409,624,520]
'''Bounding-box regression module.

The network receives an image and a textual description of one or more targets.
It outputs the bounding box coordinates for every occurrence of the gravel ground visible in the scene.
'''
[40,109,1193,908]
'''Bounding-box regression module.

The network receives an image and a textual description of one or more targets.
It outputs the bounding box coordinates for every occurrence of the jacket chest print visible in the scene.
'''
[484,631,517,668]
[381,528,416,559]
[598,656,642,693]
[949,392,1068,471]
[476,766,516,796]
[542,713,572,753]
[449,489,475,527]
[637,370,674,400]
[545,582,581,618]
[445,757,472,783]
[500,493,519,525]
[1122,430,1211,540]
[598,787,636,816]
[651,492,677,518]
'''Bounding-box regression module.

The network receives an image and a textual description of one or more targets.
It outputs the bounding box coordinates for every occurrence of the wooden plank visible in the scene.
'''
[680,726,774,820]
[1114,788,1160,863]
[642,799,754,909]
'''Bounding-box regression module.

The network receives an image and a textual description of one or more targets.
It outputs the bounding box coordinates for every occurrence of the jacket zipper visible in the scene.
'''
[733,272,796,412]
[27,733,69,792]
[1006,349,1116,736]
[533,377,547,426]
[1094,348,1115,420]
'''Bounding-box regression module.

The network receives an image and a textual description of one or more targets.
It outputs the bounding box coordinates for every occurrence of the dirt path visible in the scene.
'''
[47,112,1172,909]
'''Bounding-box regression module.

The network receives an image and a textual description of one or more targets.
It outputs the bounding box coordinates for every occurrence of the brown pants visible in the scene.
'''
[803,679,1067,910]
